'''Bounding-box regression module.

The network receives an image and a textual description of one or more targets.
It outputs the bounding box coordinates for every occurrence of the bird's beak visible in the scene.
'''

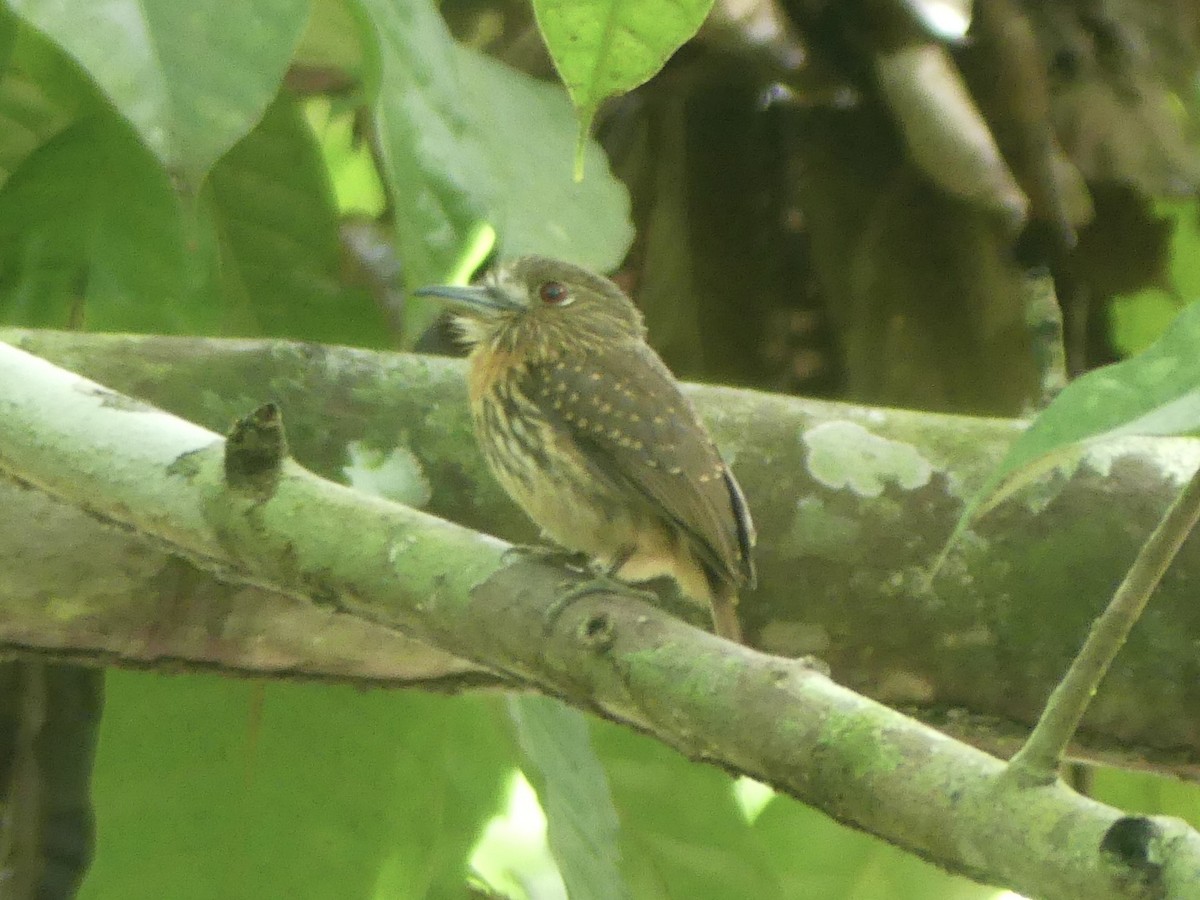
[412,283,523,317]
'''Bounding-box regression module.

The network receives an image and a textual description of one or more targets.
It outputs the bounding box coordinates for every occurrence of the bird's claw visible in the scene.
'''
[501,543,590,571]
[542,574,659,632]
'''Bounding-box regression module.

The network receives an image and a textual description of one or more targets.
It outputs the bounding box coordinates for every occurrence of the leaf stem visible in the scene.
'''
[1008,463,1200,784]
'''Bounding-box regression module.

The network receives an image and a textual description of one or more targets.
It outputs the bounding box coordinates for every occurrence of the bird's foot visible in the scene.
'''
[501,542,591,572]
[542,572,659,632]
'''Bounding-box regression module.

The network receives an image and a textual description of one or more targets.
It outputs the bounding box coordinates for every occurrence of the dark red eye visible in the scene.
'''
[538,281,569,305]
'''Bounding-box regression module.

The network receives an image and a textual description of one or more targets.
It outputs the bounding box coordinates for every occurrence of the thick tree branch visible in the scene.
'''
[3,337,1200,898]
[3,331,1200,778]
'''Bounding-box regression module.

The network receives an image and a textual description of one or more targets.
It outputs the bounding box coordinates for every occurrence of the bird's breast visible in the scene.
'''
[467,344,526,406]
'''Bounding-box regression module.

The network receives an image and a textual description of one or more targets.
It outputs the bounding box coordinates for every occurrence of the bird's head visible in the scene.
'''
[414,256,645,356]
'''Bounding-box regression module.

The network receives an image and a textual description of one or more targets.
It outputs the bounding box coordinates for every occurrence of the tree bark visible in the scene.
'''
[3,331,1200,899]
[2,329,1199,779]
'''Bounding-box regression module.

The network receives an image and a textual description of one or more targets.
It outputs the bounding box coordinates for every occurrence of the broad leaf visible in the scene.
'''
[0,55,72,189]
[456,46,633,271]
[6,0,311,184]
[357,0,492,298]
[950,298,1200,548]
[82,674,514,899]
[532,0,714,139]
[0,115,187,331]
[0,22,104,189]
[356,0,632,340]
[508,695,631,900]
[590,717,783,899]
[0,5,15,79]
[203,94,389,345]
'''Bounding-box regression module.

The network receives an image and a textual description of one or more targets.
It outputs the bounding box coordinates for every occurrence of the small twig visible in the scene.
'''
[1022,271,1068,410]
[1008,464,1200,784]
[0,661,48,896]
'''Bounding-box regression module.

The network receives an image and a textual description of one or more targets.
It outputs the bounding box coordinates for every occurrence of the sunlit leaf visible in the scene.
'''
[203,94,389,345]
[6,0,311,183]
[532,0,715,139]
[508,696,631,900]
[590,718,782,899]
[948,298,1200,552]
[357,0,632,340]
[304,99,386,217]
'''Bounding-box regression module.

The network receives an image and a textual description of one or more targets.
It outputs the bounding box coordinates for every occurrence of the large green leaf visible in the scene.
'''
[81,673,514,899]
[0,5,15,78]
[0,114,188,330]
[357,0,491,296]
[6,0,312,184]
[751,795,997,900]
[532,0,714,138]
[958,298,1200,533]
[590,717,783,899]
[0,49,73,189]
[455,45,633,271]
[508,696,631,900]
[356,0,632,339]
[294,0,368,80]
[203,93,389,345]
[0,21,110,190]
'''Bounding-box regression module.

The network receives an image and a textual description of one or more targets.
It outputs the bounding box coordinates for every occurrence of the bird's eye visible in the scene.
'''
[538,281,570,305]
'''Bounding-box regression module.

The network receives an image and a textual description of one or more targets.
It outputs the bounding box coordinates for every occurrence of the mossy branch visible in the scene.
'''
[5,331,1200,777]
[3,338,1200,898]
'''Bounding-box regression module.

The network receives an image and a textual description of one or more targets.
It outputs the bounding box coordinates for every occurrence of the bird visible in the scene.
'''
[414,256,756,642]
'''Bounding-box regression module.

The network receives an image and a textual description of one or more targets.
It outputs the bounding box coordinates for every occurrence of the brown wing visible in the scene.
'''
[523,341,755,588]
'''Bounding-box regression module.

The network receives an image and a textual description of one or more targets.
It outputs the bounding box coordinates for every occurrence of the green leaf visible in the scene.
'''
[358,0,491,297]
[6,0,312,184]
[0,114,188,330]
[752,797,996,900]
[82,673,514,900]
[0,22,104,189]
[507,695,632,900]
[455,45,633,271]
[590,717,783,899]
[949,298,1200,550]
[1111,292,1184,358]
[0,56,71,189]
[1092,766,1200,828]
[532,0,715,137]
[0,5,16,77]
[1109,199,1199,357]
[294,0,368,78]
[357,0,632,340]
[203,93,390,345]
[305,97,387,217]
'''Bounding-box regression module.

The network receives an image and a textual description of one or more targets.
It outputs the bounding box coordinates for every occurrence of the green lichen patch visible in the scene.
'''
[819,710,903,781]
[342,440,433,508]
[803,421,933,498]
